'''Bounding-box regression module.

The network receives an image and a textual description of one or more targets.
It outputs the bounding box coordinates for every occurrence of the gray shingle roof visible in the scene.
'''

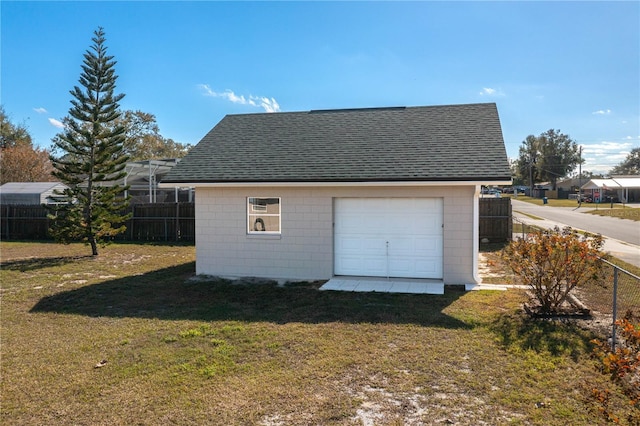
[162,103,511,184]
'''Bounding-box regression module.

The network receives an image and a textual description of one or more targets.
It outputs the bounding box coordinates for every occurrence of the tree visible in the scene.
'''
[610,147,640,175]
[48,28,130,256]
[1,144,54,184]
[0,106,33,148]
[514,134,541,190]
[51,109,192,161]
[515,129,580,190]
[0,106,54,183]
[572,170,605,180]
[116,110,192,160]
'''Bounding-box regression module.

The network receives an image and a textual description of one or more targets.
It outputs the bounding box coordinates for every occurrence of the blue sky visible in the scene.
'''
[2,1,638,175]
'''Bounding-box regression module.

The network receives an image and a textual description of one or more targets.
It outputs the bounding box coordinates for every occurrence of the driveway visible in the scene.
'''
[511,198,640,267]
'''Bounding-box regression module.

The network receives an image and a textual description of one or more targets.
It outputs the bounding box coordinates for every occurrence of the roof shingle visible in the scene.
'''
[162,103,511,184]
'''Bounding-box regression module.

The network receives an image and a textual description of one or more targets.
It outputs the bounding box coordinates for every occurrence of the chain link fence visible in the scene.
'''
[597,259,640,350]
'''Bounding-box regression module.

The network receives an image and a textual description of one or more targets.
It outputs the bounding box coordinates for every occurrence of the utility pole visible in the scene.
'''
[578,146,582,206]
[529,158,534,197]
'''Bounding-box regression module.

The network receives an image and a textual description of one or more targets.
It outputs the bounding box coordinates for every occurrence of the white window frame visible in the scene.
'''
[247,197,281,234]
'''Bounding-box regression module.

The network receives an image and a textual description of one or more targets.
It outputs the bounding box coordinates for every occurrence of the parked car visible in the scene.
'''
[481,187,502,194]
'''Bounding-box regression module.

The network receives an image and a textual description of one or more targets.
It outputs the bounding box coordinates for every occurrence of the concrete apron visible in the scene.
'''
[320,276,445,295]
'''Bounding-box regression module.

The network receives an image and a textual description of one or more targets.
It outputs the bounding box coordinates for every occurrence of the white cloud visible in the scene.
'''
[582,140,632,156]
[198,84,281,113]
[198,84,214,96]
[253,96,280,113]
[592,109,612,115]
[582,141,633,161]
[33,107,47,114]
[48,118,64,128]
[579,139,635,174]
[479,87,504,97]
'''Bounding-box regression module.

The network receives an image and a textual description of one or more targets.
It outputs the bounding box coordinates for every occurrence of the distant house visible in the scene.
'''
[581,176,640,203]
[0,182,69,205]
[556,178,583,192]
[161,103,512,286]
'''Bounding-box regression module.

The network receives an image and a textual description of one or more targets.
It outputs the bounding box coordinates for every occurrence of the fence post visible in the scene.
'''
[6,205,10,240]
[175,202,179,242]
[164,218,168,242]
[611,267,618,351]
[130,205,135,241]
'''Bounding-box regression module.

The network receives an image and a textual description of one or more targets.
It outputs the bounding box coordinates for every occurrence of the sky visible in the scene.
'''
[2,1,639,175]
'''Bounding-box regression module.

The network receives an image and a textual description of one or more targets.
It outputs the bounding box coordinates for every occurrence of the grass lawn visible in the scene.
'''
[586,207,640,221]
[512,196,640,221]
[507,195,579,207]
[1,241,634,425]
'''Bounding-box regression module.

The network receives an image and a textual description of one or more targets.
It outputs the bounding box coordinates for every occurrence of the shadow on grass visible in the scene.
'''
[31,263,471,327]
[491,312,596,360]
[1,255,94,272]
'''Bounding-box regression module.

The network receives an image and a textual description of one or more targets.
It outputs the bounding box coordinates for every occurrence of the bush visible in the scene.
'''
[591,312,640,424]
[502,226,604,314]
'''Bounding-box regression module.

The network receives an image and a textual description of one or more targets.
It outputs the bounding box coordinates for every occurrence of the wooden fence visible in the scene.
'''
[2,198,512,243]
[1,204,52,240]
[479,197,512,242]
[1,203,195,242]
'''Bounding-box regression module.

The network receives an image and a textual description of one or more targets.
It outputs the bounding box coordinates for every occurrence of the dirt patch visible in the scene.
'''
[341,375,525,426]
[478,252,518,285]
[108,253,152,265]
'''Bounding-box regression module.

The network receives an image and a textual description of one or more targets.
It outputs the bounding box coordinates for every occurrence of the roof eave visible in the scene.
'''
[159,177,513,188]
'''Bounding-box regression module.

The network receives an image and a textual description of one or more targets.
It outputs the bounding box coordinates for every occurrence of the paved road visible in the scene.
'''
[511,199,640,267]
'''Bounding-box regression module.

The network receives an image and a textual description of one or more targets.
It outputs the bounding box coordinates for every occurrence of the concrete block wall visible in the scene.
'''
[195,185,476,284]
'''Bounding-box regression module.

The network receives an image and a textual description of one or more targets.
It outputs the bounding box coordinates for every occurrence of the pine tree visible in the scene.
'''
[49,28,130,256]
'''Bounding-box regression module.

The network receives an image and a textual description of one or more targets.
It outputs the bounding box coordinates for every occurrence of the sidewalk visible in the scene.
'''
[512,211,640,268]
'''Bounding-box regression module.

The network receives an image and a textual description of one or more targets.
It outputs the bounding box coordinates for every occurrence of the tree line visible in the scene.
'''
[1,109,192,185]
[512,131,639,190]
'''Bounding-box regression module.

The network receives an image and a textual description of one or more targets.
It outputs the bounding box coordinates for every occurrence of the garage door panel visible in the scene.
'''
[334,198,443,279]
[338,255,387,276]
[336,237,387,255]
[414,238,442,255]
[389,259,411,276]
[336,215,367,232]
[415,260,440,275]
[389,257,440,277]
[335,237,362,253]
[388,237,412,253]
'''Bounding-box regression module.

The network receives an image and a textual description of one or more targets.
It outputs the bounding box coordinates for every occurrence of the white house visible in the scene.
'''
[161,103,512,287]
[581,176,640,203]
[0,182,69,205]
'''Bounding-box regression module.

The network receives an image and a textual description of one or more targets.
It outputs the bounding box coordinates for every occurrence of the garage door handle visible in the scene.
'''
[386,241,389,279]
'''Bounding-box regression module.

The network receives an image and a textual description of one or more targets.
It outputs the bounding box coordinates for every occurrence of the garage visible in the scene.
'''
[334,198,443,279]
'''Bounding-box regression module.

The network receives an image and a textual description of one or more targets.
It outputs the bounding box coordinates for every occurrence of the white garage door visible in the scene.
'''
[334,198,443,279]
